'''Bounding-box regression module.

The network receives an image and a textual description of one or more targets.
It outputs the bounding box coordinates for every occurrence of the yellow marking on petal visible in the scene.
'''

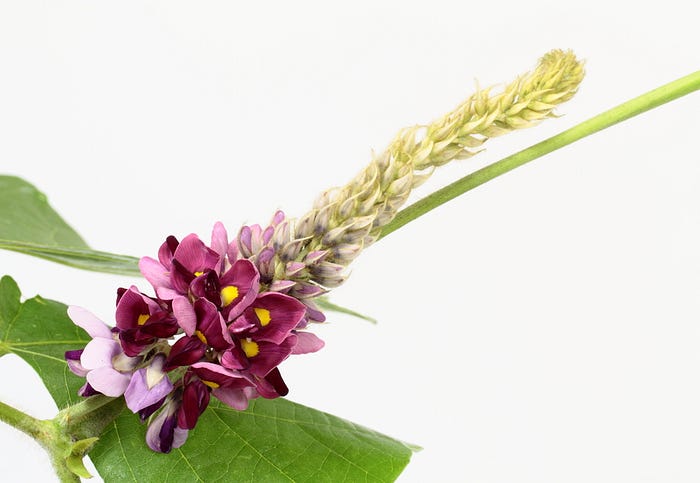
[195,330,208,345]
[137,314,149,326]
[254,308,271,327]
[194,271,204,277]
[202,380,219,389]
[221,286,239,307]
[241,338,259,358]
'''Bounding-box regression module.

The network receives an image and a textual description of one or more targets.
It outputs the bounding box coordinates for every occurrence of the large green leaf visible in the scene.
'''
[0,275,88,407]
[0,276,414,481]
[0,176,140,275]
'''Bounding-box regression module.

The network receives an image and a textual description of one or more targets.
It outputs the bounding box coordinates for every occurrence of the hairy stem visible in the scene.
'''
[0,399,78,482]
[379,70,700,239]
[0,399,50,440]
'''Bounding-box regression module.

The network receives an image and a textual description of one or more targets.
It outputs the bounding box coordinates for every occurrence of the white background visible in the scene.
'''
[1,1,699,481]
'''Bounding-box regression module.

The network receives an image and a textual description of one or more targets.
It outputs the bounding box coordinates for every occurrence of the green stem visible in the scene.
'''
[0,400,78,482]
[0,399,49,440]
[379,70,700,240]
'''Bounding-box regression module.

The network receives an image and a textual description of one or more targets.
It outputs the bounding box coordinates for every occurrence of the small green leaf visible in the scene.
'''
[0,276,415,481]
[71,436,100,454]
[65,437,100,479]
[66,453,94,479]
[0,176,140,275]
[317,296,378,324]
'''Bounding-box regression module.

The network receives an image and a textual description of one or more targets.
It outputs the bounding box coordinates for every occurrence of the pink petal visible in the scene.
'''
[86,366,131,397]
[291,332,325,354]
[66,359,89,377]
[138,257,172,295]
[156,286,180,301]
[269,280,296,292]
[210,222,229,272]
[67,306,112,339]
[124,368,173,413]
[213,387,250,410]
[172,296,196,336]
[81,338,121,370]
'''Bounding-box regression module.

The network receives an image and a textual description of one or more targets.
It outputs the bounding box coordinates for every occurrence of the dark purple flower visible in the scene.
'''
[116,286,178,356]
[146,395,188,453]
[177,377,210,430]
[190,362,255,410]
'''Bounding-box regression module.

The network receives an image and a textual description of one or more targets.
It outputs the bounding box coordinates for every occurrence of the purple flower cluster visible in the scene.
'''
[66,216,325,453]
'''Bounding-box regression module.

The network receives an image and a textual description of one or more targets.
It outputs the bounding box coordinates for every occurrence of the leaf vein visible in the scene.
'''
[210,408,295,482]
[175,447,205,482]
[112,421,138,482]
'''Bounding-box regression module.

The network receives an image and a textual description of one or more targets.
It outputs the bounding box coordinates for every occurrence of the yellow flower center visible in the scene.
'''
[221,286,239,307]
[195,330,208,345]
[137,314,149,326]
[241,338,259,358]
[201,380,219,389]
[254,308,271,326]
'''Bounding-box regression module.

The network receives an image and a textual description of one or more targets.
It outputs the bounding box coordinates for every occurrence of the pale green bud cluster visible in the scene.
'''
[277,49,585,288]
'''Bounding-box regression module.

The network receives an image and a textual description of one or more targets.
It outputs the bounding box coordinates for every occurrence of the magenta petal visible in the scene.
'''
[173,296,196,336]
[178,380,210,430]
[220,347,250,370]
[81,338,121,370]
[115,286,159,330]
[157,236,179,267]
[164,336,206,370]
[241,292,306,344]
[124,368,174,413]
[291,332,325,354]
[247,336,297,377]
[190,362,253,388]
[67,306,112,339]
[174,234,219,274]
[220,259,260,320]
[212,387,250,410]
[196,299,232,350]
[86,366,131,397]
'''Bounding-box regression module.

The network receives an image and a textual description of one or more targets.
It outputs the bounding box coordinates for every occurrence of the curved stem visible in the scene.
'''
[0,399,78,482]
[379,70,700,240]
[0,399,49,440]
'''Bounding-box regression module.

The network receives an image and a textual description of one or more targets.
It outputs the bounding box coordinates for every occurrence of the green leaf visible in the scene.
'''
[0,275,89,407]
[0,276,415,481]
[316,297,378,324]
[91,399,412,482]
[0,176,140,275]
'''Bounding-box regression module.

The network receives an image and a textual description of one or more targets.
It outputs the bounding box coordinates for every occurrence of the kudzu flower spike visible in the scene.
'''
[67,221,324,452]
[64,49,584,453]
